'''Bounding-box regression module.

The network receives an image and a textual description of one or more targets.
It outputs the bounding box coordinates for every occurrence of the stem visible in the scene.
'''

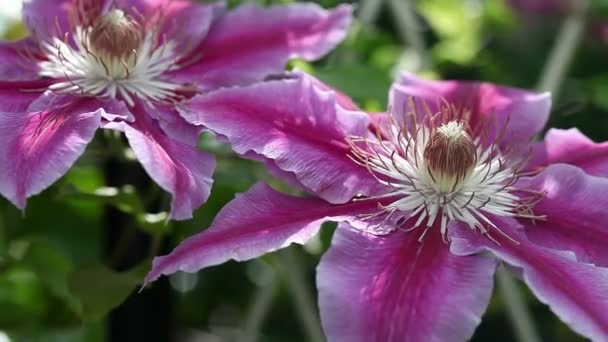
[535,2,587,96]
[109,225,137,268]
[276,248,325,342]
[147,234,162,260]
[238,275,278,342]
[358,0,384,25]
[0,209,5,252]
[497,267,541,342]
[387,0,431,71]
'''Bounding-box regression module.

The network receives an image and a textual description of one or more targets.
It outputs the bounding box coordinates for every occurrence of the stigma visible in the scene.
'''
[89,9,142,59]
[423,121,477,193]
[349,102,543,244]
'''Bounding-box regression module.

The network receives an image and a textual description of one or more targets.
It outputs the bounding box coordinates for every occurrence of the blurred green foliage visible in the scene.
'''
[1,0,607,341]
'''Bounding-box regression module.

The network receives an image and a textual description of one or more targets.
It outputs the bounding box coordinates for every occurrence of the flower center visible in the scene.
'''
[349,103,543,243]
[89,9,142,59]
[37,7,183,107]
[423,121,477,193]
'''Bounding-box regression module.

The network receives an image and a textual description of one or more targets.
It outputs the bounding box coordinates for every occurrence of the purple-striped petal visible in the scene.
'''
[450,218,608,341]
[0,39,41,81]
[517,164,608,267]
[22,0,73,41]
[117,0,225,55]
[144,104,203,146]
[318,224,496,342]
[181,75,383,204]
[23,0,112,41]
[528,128,608,177]
[0,93,104,209]
[121,107,214,220]
[390,72,551,150]
[296,69,360,110]
[146,183,383,283]
[0,81,48,112]
[169,3,352,88]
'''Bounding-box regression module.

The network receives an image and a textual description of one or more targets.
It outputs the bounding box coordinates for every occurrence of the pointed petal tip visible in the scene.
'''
[144,256,168,284]
[145,182,375,285]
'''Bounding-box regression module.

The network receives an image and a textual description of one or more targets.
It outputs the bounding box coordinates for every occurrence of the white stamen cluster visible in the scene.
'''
[38,9,182,107]
[350,104,542,244]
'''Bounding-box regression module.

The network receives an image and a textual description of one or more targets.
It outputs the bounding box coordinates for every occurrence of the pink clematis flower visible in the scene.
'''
[0,0,351,219]
[146,72,608,341]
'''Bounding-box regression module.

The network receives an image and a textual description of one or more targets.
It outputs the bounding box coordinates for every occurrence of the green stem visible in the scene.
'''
[387,0,431,71]
[147,234,163,260]
[109,225,137,268]
[276,248,325,342]
[358,0,384,25]
[536,2,587,96]
[0,209,5,252]
[238,275,278,342]
[497,267,541,342]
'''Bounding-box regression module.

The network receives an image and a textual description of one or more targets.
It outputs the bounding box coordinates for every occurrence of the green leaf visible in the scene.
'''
[313,64,391,104]
[417,0,483,64]
[67,263,147,322]
[586,74,608,110]
[19,238,80,314]
[590,0,608,16]
[64,165,105,193]
[59,184,145,215]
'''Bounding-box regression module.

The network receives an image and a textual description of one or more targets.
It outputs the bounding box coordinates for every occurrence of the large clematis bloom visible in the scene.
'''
[0,0,351,219]
[147,72,608,341]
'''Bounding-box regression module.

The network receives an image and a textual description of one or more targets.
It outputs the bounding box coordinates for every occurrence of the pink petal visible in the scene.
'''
[169,3,352,88]
[0,80,49,112]
[146,183,383,283]
[0,39,41,81]
[181,75,383,204]
[117,0,225,56]
[518,164,608,267]
[23,0,111,41]
[318,224,496,342]
[294,69,360,110]
[0,94,104,209]
[528,128,608,177]
[121,108,214,220]
[144,104,203,146]
[451,218,608,341]
[22,0,73,41]
[390,72,551,150]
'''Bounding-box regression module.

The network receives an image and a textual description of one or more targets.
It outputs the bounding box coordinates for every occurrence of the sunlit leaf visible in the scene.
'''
[313,64,391,103]
[417,0,483,64]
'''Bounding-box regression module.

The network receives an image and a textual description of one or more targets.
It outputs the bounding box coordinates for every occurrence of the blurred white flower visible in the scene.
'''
[0,0,23,36]
[0,331,11,342]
